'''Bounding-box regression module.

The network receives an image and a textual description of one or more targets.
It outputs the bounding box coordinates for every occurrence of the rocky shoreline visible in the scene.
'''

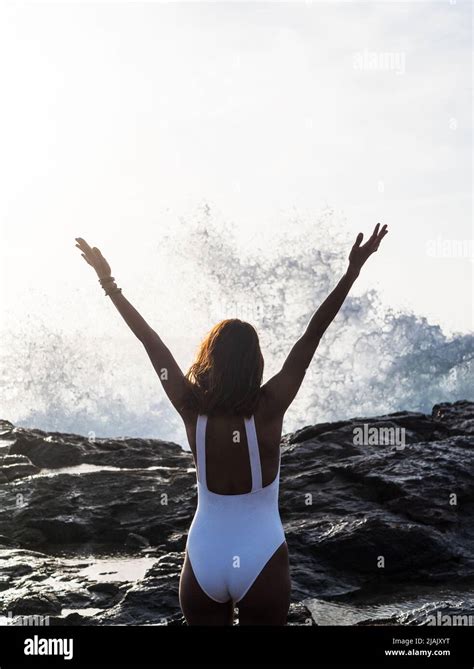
[1,400,473,625]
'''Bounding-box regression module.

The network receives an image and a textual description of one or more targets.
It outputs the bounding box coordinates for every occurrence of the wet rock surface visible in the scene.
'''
[0,400,472,625]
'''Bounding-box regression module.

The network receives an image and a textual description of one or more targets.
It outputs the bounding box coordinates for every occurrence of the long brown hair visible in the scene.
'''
[184,319,264,416]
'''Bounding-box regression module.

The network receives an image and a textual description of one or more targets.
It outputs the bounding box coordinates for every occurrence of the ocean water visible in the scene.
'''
[1,210,472,445]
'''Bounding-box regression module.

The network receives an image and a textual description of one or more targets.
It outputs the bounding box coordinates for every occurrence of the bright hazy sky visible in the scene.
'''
[0,0,472,334]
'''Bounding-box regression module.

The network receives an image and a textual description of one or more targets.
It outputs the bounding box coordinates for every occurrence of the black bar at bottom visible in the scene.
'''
[0,625,472,666]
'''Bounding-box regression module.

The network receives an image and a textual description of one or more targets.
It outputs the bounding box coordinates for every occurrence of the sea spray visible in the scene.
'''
[1,207,472,444]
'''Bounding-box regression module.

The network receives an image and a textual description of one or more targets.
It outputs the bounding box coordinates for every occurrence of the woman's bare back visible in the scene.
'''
[184,394,284,495]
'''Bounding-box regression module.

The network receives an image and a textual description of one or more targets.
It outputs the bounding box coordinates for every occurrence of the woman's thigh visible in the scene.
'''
[237,541,291,625]
[179,551,234,625]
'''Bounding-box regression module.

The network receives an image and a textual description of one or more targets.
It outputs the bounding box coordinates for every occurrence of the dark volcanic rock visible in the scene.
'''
[0,468,194,548]
[49,612,89,626]
[432,400,474,434]
[9,432,83,468]
[96,552,183,625]
[4,424,190,470]
[0,454,40,482]
[9,592,62,616]
[0,400,473,624]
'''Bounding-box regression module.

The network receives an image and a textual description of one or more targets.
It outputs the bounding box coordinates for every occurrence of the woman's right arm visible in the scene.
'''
[75,237,190,418]
[261,223,388,418]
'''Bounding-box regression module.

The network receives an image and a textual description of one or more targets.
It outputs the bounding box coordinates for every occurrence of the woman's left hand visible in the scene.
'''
[348,223,388,273]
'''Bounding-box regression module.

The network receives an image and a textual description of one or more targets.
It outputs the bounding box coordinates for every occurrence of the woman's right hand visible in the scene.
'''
[75,237,112,280]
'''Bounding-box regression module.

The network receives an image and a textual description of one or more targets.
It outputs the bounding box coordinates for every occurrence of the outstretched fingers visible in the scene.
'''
[75,237,100,269]
[75,238,95,260]
[366,223,381,247]
[75,237,93,254]
[353,232,364,248]
[372,224,388,251]
[372,222,381,237]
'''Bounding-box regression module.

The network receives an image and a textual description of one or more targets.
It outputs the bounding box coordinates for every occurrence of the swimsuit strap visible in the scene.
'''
[244,415,263,492]
[196,414,208,489]
[196,414,263,493]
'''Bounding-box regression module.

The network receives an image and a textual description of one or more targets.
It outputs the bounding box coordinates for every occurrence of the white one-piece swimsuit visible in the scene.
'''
[186,413,286,604]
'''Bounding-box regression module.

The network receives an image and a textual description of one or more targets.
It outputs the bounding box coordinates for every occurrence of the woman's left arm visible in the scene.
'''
[75,238,189,416]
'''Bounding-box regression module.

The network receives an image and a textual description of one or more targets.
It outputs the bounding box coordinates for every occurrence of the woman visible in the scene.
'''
[75,223,388,625]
